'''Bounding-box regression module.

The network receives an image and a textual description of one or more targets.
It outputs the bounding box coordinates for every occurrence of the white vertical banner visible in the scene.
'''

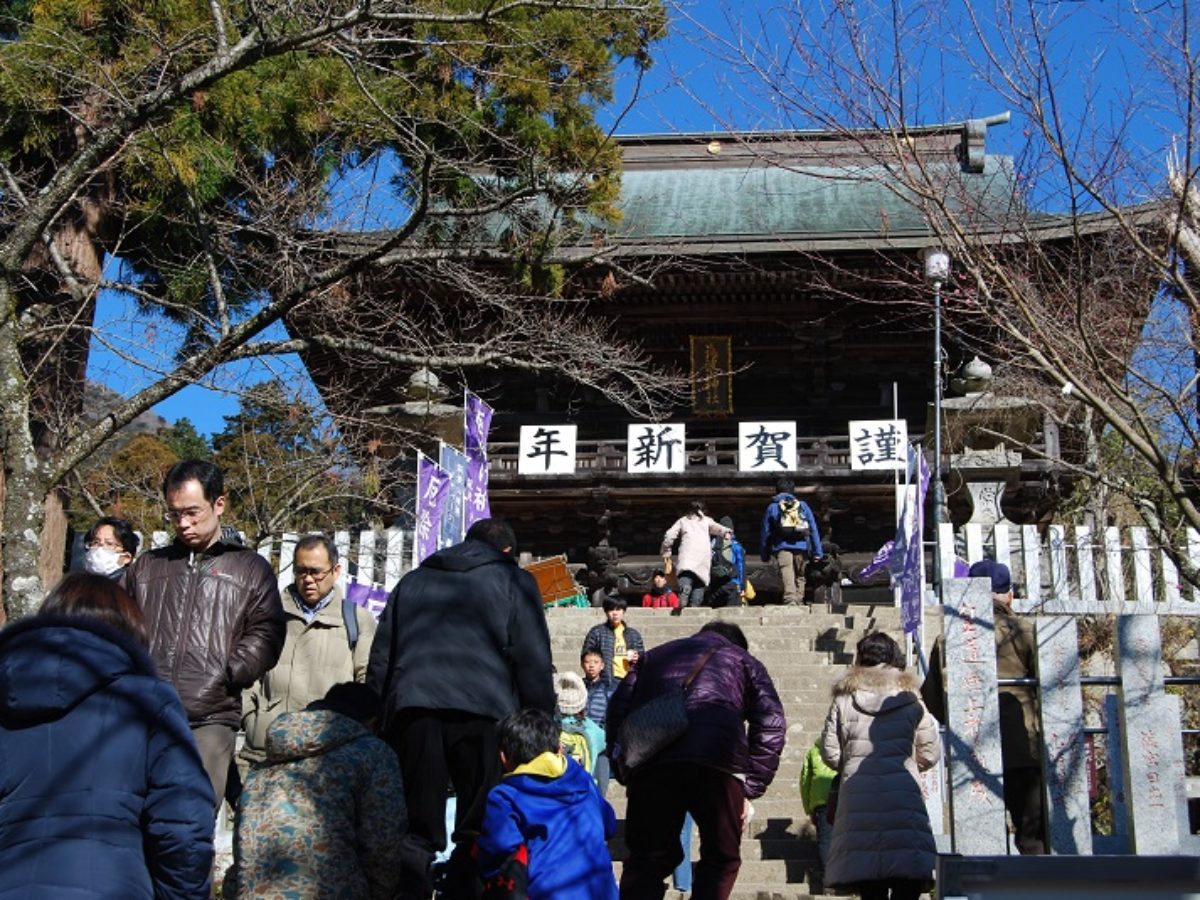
[738,421,797,471]
[626,423,686,473]
[518,425,577,474]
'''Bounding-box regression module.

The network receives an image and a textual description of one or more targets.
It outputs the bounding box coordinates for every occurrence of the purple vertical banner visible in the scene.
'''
[890,445,931,635]
[438,442,468,549]
[464,391,493,528]
[414,455,451,566]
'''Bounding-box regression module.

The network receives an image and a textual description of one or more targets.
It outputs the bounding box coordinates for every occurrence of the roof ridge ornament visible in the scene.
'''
[957,112,1011,174]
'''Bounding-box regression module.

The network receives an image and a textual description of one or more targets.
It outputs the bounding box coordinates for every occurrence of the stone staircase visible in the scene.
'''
[545,601,905,900]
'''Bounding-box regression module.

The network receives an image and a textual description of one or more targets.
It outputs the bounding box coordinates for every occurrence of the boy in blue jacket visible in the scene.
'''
[475,708,618,900]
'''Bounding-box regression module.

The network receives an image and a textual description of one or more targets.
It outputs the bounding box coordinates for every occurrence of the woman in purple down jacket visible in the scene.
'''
[607,621,786,900]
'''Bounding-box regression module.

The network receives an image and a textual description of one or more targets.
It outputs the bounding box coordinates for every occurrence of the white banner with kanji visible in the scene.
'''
[848,419,908,470]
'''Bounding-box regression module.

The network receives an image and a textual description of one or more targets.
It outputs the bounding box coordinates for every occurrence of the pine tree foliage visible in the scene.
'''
[0,0,673,614]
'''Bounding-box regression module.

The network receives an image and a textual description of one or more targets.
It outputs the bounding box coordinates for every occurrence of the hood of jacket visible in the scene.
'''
[0,615,154,725]
[832,664,922,717]
[502,753,595,806]
[263,708,373,763]
[421,538,514,573]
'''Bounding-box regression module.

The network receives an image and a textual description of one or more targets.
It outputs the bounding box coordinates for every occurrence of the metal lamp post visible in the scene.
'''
[924,248,950,601]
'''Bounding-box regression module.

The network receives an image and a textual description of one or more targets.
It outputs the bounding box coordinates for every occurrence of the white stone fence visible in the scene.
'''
[123,527,418,593]
[117,520,1200,612]
[925,523,1199,857]
[929,574,1199,859]
[934,522,1200,614]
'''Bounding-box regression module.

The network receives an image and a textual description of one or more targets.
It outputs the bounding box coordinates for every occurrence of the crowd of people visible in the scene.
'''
[655,478,826,609]
[0,458,1048,900]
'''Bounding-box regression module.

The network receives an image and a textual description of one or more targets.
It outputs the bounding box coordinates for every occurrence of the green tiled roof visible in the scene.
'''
[601,157,1017,246]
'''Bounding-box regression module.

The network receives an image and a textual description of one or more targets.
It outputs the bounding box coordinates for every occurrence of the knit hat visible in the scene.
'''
[968,559,1012,595]
[555,671,587,715]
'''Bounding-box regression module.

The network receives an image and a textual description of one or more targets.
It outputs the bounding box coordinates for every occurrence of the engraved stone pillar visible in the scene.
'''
[1115,615,1189,854]
[943,576,1008,855]
[1036,615,1092,854]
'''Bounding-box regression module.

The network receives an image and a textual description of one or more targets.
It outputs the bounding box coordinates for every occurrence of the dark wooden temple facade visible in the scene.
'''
[297,119,1071,585]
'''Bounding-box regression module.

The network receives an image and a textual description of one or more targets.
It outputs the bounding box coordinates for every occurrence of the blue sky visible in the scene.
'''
[85,1,1181,438]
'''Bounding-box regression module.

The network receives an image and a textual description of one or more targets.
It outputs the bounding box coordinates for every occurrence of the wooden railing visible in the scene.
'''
[487,434,855,474]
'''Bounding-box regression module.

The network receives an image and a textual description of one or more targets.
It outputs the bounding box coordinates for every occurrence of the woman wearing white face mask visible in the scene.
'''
[82,517,139,580]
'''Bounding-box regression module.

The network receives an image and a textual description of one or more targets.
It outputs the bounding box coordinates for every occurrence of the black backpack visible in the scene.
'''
[710,536,735,581]
[342,599,360,650]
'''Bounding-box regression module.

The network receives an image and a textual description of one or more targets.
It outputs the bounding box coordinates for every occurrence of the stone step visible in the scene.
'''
[545,610,903,631]
[549,660,852,681]
[606,796,813,827]
[609,854,812,887]
[607,829,817,861]
[545,602,891,893]
[556,644,862,658]
[547,616,901,633]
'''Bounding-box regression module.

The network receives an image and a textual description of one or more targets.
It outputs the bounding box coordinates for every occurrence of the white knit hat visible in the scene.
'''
[555,671,587,716]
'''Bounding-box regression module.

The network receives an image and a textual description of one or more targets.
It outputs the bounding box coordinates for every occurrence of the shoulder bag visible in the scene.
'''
[617,647,717,772]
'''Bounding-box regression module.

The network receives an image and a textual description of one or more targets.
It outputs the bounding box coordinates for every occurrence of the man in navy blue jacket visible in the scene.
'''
[368,518,555,900]
[760,477,824,605]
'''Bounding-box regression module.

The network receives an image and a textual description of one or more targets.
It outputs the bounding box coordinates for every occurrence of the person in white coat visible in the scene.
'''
[819,632,940,900]
[660,500,731,608]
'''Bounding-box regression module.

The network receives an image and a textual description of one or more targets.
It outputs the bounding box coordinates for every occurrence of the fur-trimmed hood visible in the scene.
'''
[820,662,940,888]
[831,664,922,717]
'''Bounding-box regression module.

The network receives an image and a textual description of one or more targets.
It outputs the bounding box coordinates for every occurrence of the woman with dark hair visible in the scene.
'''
[0,573,215,899]
[818,632,940,900]
[660,500,731,608]
[81,516,140,579]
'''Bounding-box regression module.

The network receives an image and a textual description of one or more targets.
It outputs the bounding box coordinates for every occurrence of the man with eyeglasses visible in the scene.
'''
[239,533,376,768]
[123,459,286,812]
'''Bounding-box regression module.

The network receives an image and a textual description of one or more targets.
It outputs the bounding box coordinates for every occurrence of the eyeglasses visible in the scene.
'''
[295,566,335,581]
[165,506,209,524]
[87,540,125,552]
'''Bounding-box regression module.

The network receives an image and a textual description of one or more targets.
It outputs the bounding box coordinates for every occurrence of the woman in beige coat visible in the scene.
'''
[819,632,940,900]
[660,500,730,607]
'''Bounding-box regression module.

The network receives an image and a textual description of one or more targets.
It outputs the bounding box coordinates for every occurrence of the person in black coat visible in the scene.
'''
[0,573,215,899]
[367,517,555,900]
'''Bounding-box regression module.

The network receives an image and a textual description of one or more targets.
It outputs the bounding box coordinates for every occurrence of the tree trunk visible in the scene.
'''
[8,215,104,609]
[1082,407,1107,533]
[0,277,50,619]
[39,489,68,593]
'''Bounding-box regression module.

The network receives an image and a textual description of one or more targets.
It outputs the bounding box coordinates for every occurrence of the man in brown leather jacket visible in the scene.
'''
[124,459,286,811]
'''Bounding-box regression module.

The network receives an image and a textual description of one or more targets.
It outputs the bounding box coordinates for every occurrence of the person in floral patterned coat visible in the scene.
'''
[225,683,405,899]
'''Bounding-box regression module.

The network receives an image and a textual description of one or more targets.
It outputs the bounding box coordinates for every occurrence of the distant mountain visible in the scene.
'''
[82,382,169,439]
